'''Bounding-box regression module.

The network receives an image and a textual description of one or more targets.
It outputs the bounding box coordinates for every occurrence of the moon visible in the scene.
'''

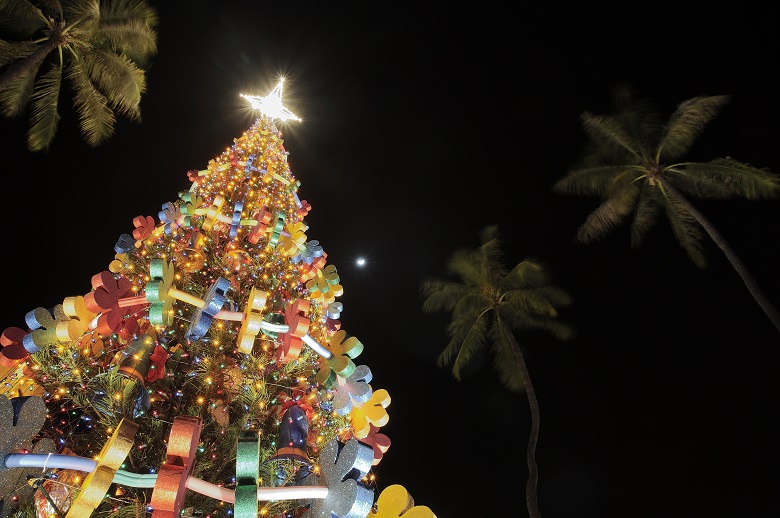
[356,257,366,267]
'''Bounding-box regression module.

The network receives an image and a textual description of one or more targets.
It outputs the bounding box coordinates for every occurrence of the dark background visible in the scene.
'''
[2,3,780,517]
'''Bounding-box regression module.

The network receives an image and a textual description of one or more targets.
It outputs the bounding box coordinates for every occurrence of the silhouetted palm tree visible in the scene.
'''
[0,0,158,151]
[554,86,780,333]
[421,225,574,518]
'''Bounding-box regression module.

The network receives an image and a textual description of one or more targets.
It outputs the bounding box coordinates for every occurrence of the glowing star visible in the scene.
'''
[241,78,302,122]
[356,258,366,267]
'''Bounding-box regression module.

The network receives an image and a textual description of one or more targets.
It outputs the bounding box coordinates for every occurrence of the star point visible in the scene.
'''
[241,77,302,122]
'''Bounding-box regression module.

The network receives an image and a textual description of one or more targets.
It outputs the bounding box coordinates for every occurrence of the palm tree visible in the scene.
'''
[0,0,158,151]
[553,86,780,334]
[421,225,574,518]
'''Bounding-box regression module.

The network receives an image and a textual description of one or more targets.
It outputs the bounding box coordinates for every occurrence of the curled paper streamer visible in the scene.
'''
[202,195,226,231]
[236,287,269,354]
[132,215,156,241]
[247,207,272,244]
[277,299,310,363]
[65,419,139,517]
[159,202,183,235]
[84,272,141,338]
[115,233,135,254]
[185,277,231,341]
[229,200,244,240]
[150,416,203,517]
[0,327,29,367]
[147,259,175,326]
[235,431,260,518]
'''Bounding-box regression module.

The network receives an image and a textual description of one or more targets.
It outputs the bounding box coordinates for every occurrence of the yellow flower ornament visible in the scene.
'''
[369,484,436,518]
[349,387,390,439]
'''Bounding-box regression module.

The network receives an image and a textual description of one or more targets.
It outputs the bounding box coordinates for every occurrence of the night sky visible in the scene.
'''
[2,3,780,517]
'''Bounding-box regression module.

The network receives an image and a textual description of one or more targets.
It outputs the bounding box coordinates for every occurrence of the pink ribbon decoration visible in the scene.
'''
[0,327,29,367]
[276,299,310,363]
[84,272,144,339]
[187,169,204,184]
[149,416,203,517]
[132,215,156,241]
[297,199,311,218]
[247,207,272,244]
[325,302,343,333]
[356,423,390,466]
[299,252,327,283]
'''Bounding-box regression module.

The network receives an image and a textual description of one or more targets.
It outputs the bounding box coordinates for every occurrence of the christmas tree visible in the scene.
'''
[0,79,435,518]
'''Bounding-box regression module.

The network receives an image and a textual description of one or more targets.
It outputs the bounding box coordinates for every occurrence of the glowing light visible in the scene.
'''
[241,78,301,122]
[356,257,366,267]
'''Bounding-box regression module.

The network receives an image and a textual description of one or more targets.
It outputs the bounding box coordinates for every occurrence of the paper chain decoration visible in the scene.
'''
[0,396,399,518]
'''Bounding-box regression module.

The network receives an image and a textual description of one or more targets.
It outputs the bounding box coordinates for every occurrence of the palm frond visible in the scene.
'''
[62,0,99,30]
[490,322,525,393]
[93,17,158,60]
[26,62,61,151]
[630,186,663,247]
[534,285,573,310]
[670,158,780,199]
[446,248,484,286]
[553,164,638,197]
[658,182,708,267]
[503,260,549,291]
[0,39,38,67]
[611,85,664,161]
[67,53,115,145]
[479,234,507,286]
[575,183,640,243]
[420,278,471,313]
[478,224,499,244]
[580,111,642,162]
[81,47,145,119]
[503,289,559,319]
[0,0,48,37]
[658,95,730,162]
[0,55,36,116]
[444,309,490,381]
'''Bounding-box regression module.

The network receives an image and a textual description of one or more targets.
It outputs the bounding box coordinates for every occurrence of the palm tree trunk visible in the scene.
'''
[661,178,780,334]
[503,322,542,518]
[0,36,60,94]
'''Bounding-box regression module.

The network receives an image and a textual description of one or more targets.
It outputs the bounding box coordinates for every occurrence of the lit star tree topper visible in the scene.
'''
[240,77,302,122]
